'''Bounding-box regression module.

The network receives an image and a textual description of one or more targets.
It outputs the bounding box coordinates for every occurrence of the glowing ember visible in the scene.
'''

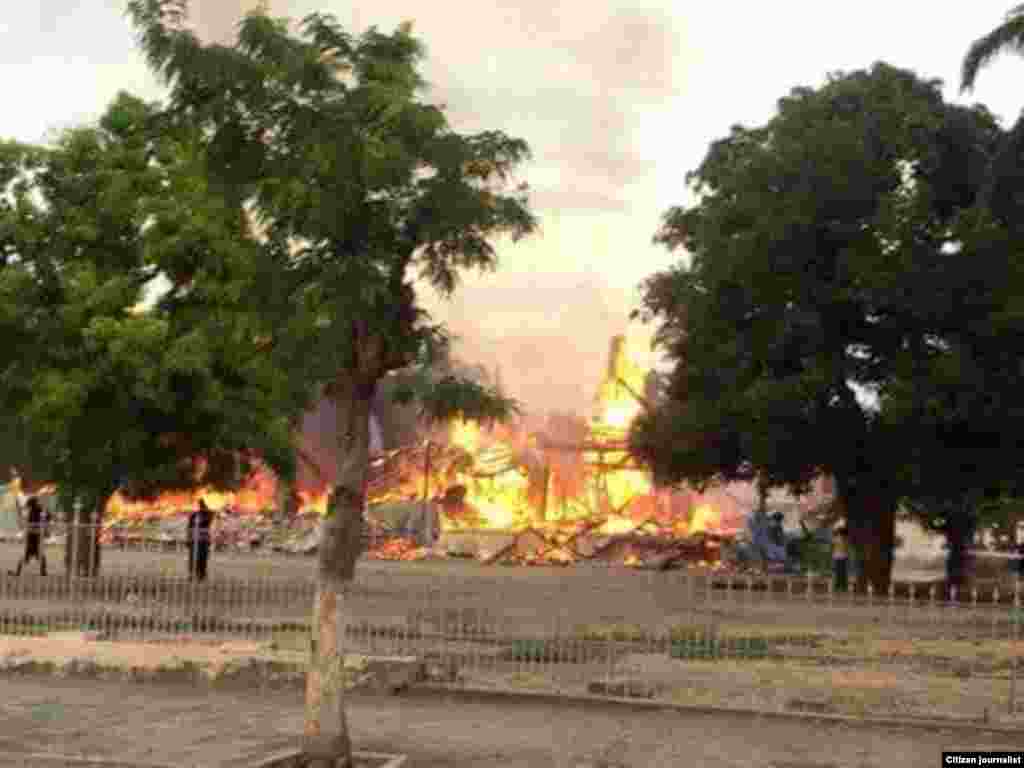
[297,488,330,517]
[600,517,639,535]
[688,504,719,535]
[365,537,427,561]
[600,403,638,430]
[449,418,482,454]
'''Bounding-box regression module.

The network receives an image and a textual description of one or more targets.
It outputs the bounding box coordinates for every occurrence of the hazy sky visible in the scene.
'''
[5,1,1024,413]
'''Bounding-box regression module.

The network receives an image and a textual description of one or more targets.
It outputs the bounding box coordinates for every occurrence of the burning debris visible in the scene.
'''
[36,334,750,567]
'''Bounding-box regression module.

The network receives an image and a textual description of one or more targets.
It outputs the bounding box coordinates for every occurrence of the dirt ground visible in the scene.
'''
[2,676,1024,768]
[0,539,949,585]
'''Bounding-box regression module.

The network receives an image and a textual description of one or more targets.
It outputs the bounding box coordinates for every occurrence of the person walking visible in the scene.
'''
[833,526,849,592]
[187,499,214,582]
[11,496,48,576]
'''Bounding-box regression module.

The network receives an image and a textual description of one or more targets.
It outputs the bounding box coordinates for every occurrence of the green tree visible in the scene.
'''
[962,6,1024,228]
[127,3,535,764]
[962,5,1024,94]
[0,92,311,575]
[879,207,1024,590]
[630,63,1001,593]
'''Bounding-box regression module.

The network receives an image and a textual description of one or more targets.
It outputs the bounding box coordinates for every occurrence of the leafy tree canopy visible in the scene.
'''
[126,0,536,389]
[629,63,1009,589]
[0,91,314,517]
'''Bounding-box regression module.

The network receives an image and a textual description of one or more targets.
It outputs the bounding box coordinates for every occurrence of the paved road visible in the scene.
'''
[2,677,1023,767]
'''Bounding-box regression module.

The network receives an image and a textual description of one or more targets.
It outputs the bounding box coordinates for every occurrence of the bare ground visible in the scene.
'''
[5,676,1024,768]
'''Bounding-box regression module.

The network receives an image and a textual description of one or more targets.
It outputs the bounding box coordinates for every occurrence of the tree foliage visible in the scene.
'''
[0,92,312,538]
[126,0,535,390]
[388,335,520,428]
[961,4,1024,93]
[630,63,1006,591]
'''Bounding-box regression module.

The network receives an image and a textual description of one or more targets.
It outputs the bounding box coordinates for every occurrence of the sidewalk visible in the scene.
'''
[3,677,1024,768]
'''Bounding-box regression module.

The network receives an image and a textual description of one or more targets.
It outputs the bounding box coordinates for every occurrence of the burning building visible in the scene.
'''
[78,331,751,566]
[358,334,747,566]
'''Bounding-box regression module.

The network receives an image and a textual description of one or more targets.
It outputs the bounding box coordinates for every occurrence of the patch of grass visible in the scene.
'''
[667,681,744,708]
[659,659,998,719]
[578,623,648,642]
[577,621,824,647]
[506,639,578,663]
[507,671,554,689]
[352,620,425,640]
[269,629,311,653]
[669,635,770,660]
[816,636,1024,670]
[0,622,51,636]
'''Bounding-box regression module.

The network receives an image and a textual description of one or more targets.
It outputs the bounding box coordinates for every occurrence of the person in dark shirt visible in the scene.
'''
[11,496,48,576]
[769,512,786,547]
[833,526,849,592]
[187,499,214,582]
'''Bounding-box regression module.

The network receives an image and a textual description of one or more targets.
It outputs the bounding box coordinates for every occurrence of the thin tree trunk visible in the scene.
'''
[276,475,297,520]
[945,500,977,598]
[845,493,897,595]
[64,492,109,578]
[302,373,374,768]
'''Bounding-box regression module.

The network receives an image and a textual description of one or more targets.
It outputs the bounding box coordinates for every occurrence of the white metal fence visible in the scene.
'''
[2,522,1024,724]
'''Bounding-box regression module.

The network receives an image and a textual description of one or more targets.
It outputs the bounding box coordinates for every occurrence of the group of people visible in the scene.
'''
[6,479,216,582]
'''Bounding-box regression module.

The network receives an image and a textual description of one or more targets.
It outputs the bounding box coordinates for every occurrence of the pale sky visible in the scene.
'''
[5,1,1024,414]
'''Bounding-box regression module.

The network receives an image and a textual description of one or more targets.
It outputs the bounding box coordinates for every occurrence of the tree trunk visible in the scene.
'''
[841,483,897,594]
[302,373,375,768]
[945,501,977,598]
[276,476,298,520]
[64,494,107,578]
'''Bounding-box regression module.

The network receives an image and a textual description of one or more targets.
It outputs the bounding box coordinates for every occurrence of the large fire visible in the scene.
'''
[94,334,741,564]
[106,469,279,520]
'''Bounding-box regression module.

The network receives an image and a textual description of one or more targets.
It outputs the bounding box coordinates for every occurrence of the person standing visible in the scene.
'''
[11,496,48,576]
[833,526,849,592]
[187,499,214,581]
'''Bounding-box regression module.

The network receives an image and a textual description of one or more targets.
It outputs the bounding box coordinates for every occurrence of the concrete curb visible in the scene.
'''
[410,684,1024,736]
[5,651,1022,736]
[0,751,408,768]
[248,749,407,768]
[0,753,178,767]
[0,653,423,694]
[0,656,309,691]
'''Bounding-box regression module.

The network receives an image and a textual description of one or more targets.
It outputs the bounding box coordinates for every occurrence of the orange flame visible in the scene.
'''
[83,335,738,551]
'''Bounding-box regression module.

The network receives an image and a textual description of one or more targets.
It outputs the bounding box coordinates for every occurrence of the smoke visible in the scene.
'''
[183,0,682,416]
[177,1,263,45]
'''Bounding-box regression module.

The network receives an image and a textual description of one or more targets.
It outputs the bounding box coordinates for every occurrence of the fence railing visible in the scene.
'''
[3,522,1024,724]
[0,518,387,564]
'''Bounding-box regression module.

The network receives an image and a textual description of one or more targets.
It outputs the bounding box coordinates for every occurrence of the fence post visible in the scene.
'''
[1012,579,1021,716]
[607,626,615,690]
[69,500,80,580]
[971,586,980,695]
